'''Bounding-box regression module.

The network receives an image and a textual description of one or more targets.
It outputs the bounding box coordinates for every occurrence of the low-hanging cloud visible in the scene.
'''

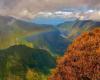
[0,0,99,19]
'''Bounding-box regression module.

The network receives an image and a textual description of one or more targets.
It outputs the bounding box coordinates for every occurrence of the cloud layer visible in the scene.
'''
[34,10,100,20]
[0,0,99,19]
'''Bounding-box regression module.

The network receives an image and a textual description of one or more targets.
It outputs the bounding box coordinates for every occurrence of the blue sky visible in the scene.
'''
[32,17,67,25]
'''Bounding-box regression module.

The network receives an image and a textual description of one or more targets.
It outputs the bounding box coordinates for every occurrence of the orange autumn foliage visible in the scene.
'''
[49,28,100,80]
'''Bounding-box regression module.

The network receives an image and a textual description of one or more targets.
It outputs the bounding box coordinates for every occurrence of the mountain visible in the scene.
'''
[72,20,100,28]
[0,15,53,30]
[58,21,75,29]
[0,15,54,48]
[58,20,100,40]
[22,20,100,55]
[0,45,56,80]
[57,21,75,37]
[25,30,71,55]
[0,15,100,55]
[0,15,72,56]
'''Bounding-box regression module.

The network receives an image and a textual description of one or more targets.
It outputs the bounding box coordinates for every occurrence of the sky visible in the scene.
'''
[0,0,100,20]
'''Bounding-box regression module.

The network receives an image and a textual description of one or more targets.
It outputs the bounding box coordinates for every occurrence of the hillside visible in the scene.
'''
[25,30,71,55]
[0,45,56,80]
[0,15,54,48]
[58,20,100,40]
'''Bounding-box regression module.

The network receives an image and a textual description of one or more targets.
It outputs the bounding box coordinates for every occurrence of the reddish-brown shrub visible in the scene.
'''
[49,28,100,80]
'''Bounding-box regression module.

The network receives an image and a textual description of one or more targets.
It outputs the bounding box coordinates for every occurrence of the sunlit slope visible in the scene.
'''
[0,16,53,48]
[58,20,100,40]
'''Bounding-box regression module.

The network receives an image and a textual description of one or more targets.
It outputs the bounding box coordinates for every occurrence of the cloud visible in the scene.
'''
[54,11,73,16]
[87,11,100,20]
[37,11,73,18]
[0,0,99,19]
[38,12,53,17]
[34,10,100,21]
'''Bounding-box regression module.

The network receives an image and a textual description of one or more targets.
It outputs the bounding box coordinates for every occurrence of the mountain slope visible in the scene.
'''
[58,20,100,40]
[25,30,71,55]
[0,15,54,48]
[0,45,56,80]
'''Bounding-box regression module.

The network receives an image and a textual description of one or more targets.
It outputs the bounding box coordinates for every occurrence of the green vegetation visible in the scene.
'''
[0,45,56,80]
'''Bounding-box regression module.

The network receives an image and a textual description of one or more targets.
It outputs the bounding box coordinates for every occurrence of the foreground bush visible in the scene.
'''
[49,28,100,80]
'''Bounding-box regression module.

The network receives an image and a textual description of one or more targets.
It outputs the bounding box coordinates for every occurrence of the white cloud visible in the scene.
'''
[38,12,53,17]
[98,11,100,15]
[54,11,72,15]
[88,10,100,20]
[34,9,100,21]
[87,10,94,13]
[17,9,36,19]
[35,11,73,18]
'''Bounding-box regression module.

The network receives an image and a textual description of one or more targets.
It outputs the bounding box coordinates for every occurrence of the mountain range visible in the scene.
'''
[0,15,54,48]
[58,19,100,40]
[0,15,100,80]
[0,15,100,54]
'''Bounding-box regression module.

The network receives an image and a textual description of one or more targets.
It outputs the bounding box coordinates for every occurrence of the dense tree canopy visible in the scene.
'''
[49,28,100,80]
[0,45,56,80]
